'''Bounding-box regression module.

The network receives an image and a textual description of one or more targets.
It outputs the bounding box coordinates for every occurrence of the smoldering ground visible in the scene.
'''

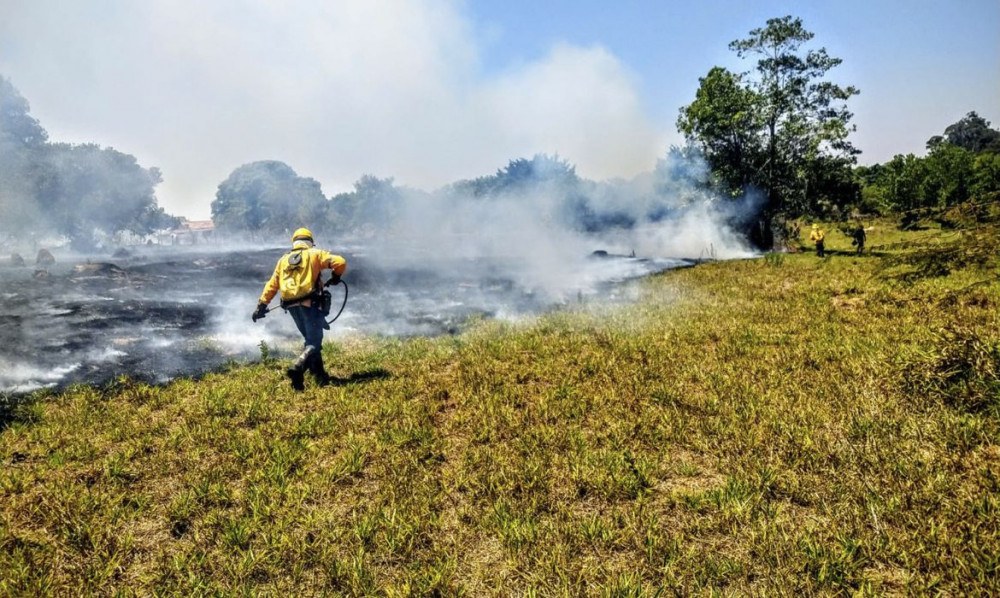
[0,154,757,394]
[0,242,695,394]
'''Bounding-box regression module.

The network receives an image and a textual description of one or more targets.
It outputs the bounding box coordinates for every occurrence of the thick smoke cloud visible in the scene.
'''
[341,153,754,306]
[0,0,664,217]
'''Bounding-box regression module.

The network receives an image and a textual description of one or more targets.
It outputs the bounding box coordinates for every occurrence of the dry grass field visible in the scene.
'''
[2,217,998,595]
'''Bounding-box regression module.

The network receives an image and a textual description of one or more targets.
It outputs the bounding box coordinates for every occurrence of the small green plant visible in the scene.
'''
[220,517,253,551]
[763,251,786,267]
[258,340,273,364]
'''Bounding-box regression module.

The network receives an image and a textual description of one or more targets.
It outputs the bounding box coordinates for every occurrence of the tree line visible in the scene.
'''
[677,16,1000,245]
[209,151,747,245]
[211,155,631,240]
[856,112,1000,222]
[0,76,178,251]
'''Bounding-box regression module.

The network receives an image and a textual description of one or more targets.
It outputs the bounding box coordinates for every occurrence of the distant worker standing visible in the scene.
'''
[809,224,826,258]
[253,228,347,391]
[851,225,866,255]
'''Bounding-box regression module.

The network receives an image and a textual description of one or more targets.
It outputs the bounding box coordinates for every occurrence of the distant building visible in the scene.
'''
[159,219,215,245]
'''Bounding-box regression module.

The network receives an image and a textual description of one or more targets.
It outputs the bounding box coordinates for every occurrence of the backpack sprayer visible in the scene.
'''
[253,275,348,326]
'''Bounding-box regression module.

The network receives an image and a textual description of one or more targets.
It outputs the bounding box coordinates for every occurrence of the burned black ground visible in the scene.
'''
[0,245,688,393]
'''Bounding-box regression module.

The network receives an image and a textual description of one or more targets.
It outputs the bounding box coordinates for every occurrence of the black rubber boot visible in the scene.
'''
[308,352,331,387]
[286,347,314,392]
[286,367,305,391]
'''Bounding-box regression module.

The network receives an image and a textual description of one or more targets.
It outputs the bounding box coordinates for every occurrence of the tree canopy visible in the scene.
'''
[0,77,47,148]
[1,75,177,249]
[676,67,762,197]
[677,17,1000,236]
[451,154,581,198]
[211,161,328,236]
[858,112,1000,218]
[927,111,1000,154]
[678,16,860,244]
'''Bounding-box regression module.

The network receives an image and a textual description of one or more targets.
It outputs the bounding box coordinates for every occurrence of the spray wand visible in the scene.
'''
[252,275,348,325]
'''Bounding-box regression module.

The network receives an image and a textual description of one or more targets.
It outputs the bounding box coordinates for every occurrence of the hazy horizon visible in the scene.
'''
[2,0,997,219]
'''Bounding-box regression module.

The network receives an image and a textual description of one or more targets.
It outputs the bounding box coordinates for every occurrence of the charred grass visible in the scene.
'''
[2,221,999,595]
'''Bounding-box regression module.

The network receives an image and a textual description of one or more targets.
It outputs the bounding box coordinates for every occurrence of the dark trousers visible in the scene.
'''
[816,240,825,257]
[287,304,325,352]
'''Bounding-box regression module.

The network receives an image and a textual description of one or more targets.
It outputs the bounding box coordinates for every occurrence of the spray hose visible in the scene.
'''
[325,278,349,325]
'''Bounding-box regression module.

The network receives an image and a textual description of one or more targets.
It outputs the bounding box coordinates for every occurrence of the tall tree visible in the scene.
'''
[0,76,47,148]
[332,175,403,231]
[2,76,172,247]
[0,76,47,240]
[679,16,859,245]
[729,16,859,213]
[211,161,328,236]
[39,143,166,248]
[920,143,975,207]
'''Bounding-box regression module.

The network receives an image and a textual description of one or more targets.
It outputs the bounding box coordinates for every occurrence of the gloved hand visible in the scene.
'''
[252,302,268,322]
[327,273,341,286]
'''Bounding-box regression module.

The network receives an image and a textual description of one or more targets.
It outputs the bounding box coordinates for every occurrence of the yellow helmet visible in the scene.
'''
[291,227,313,242]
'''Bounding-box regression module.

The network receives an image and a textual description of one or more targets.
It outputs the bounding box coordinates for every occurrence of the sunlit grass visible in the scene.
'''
[1,219,998,594]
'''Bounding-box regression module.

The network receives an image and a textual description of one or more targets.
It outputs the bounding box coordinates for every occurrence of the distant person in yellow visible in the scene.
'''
[253,228,347,391]
[809,224,826,257]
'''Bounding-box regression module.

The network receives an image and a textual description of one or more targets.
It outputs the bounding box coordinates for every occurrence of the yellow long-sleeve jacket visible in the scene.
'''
[809,227,825,242]
[259,240,347,306]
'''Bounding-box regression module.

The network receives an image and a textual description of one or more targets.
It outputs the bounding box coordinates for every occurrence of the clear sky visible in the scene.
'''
[1,0,998,218]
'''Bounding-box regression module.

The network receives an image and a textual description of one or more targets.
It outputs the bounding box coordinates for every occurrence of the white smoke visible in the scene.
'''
[382,186,593,300]
[353,151,755,305]
[0,358,81,393]
[0,0,665,218]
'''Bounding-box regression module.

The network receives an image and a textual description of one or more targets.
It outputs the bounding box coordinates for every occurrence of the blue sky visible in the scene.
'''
[468,0,1000,161]
[1,0,997,217]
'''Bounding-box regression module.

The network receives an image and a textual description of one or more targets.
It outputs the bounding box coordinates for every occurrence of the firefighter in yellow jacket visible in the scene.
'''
[809,224,826,258]
[253,228,347,390]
